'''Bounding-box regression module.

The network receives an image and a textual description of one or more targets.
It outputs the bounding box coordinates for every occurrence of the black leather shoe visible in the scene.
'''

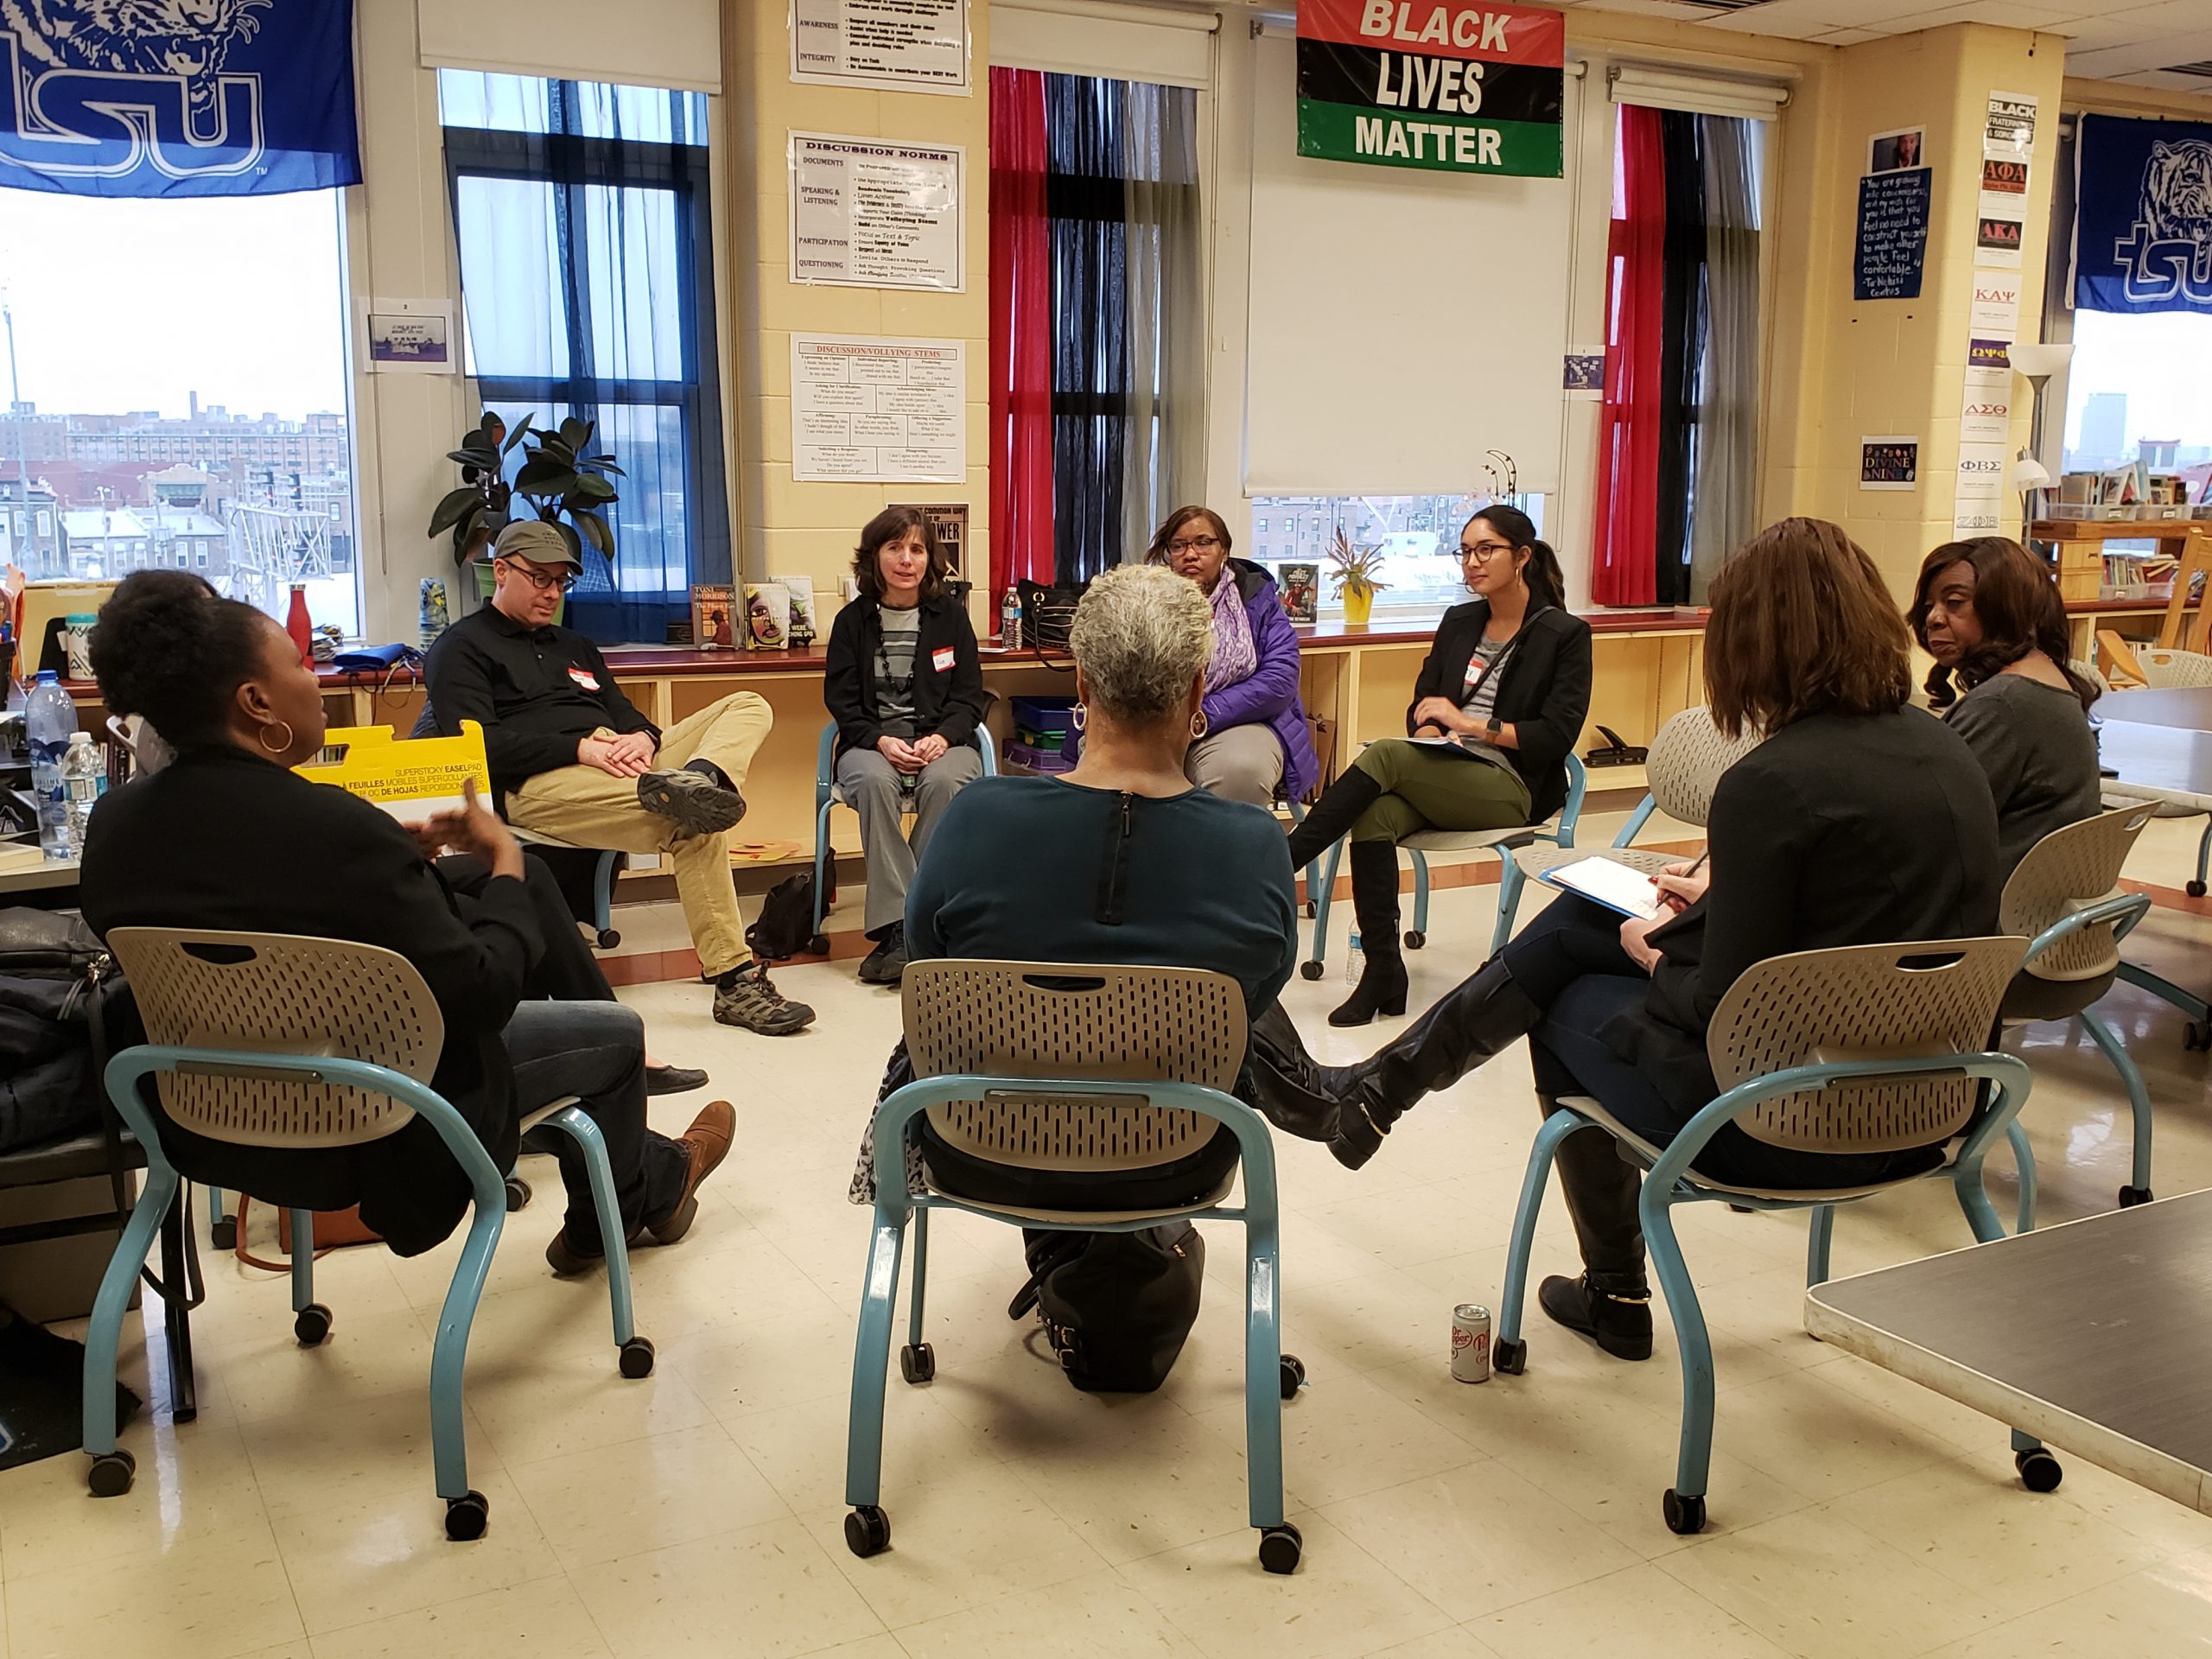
[1537,1271,1654,1361]
[645,1064,709,1096]
[857,925,907,985]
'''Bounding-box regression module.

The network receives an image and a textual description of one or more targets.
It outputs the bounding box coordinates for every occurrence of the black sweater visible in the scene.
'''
[1406,601,1593,822]
[1608,709,2003,1118]
[78,747,543,1255]
[823,593,988,764]
[425,604,658,797]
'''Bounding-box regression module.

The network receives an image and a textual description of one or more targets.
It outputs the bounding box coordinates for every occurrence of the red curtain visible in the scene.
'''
[1590,104,1666,607]
[989,67,1055,607]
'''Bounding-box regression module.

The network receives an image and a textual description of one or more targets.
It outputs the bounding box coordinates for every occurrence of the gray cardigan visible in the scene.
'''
[1944,675,2102,878]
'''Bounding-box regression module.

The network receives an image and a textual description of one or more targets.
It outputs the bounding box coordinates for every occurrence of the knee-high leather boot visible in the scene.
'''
[1328,841,1409,1029]
[1284,766,1383,871]
[1312,956,1541,1167]
[1535,1096,1652,1360]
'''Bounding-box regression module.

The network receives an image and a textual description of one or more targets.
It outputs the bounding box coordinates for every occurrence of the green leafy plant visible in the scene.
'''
[427,410,625,568]
[1325,525,1390,600]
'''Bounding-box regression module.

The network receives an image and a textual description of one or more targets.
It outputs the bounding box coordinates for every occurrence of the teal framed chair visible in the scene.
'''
[811,721,999,953]
[843,960,1306,1573]
[1996,803,2161,1207]
[1300,751,1587,978]
[86,929,654,1541]
[1490,936,2051,1535]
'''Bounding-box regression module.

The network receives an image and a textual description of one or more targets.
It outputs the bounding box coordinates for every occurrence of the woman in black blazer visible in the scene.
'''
[76,574,734,1268]
[823,505,990,984]
[1274,520,2001,1362]
[1283,505,1593,1026]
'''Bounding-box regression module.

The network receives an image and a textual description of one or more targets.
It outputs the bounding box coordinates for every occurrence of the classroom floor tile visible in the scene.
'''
[6,810,2212,1656]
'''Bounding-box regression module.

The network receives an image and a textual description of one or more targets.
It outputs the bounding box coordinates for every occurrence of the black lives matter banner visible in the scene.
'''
[1296,0,1565,179]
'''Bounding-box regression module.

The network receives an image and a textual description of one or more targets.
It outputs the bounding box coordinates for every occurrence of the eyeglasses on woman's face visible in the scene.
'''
[498,557,575,593]
[1459,540,1514,564]
[1168,534,1223,556]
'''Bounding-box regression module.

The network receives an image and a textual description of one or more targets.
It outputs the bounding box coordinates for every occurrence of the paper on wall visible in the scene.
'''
[791,334,967,483]
[789,132,964,291]
[1953,442,2009,535]
[1984,91,2037,164]
[791,0,969,93]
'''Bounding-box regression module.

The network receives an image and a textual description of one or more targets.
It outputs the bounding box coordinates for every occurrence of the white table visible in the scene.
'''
[1808,1192,2212,1516]
[0,853,79,896]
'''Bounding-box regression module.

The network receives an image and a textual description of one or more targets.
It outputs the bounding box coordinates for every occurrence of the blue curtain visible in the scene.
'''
[440,73,728,642]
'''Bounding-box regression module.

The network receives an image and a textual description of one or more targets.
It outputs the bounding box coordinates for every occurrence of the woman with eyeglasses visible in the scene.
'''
[1146,506,1319,810]
[1283,505,1592,1026]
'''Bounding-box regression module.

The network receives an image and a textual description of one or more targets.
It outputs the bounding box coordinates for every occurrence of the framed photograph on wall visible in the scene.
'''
[1867,128,1927,174]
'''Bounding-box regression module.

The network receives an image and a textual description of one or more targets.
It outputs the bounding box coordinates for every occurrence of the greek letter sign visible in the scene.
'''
[2075,114,2212,316]
[1296,0,1565,179]
[0,0,360,199]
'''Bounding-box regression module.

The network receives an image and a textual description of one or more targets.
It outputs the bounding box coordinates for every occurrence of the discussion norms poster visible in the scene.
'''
[1295,0,1567,179]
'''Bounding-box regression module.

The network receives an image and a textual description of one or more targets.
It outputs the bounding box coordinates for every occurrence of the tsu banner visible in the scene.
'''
[0,0,361,199]
[2075,113,2212,316]
[1296,0,1566,180]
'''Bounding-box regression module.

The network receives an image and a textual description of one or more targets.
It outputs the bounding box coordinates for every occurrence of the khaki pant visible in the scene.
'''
[506,691,772,979]
[1184,723,1284,808]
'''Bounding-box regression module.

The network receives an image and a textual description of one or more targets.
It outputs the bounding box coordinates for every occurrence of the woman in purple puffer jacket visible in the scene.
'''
[1147,505,1319,810]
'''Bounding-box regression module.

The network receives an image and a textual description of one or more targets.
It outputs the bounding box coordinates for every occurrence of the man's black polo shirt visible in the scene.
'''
[424,604,659,796]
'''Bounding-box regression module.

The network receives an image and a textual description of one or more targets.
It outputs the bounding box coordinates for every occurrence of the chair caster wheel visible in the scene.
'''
[899,1342,936,1384]
[505,1176,531,1212]
[2120,1185,2155,1207]
[86,1447,136,1497]
[619,1337,656,1379]
[808,933,831,956]
[1257,1521,1303,1574]
[1492,1337,1527,1375]
[2017,1448,2064,1491]
[1279,1354,1306,1400]
[1303,901,1318,919]
[596,928,621,949]
[444,1490,490,1541]
[2187,1020,2211,1053]
[1300,960,1325,982]
[2190,880,2207,899]
[845,1504,892,1557]
[1403,930,1427,950]
[293,1304,333,1346]
[1662,1489,1706,1535]
[210,1217,237,1251]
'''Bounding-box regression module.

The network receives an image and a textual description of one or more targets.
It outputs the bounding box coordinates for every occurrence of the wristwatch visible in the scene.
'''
[1485,718,1504,739]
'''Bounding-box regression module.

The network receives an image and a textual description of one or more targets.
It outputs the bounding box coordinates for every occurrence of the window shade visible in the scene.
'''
[1243,29,1574,496]
[990,1,1216,88]
[417,0,721,95]
[1607,66,1787,122]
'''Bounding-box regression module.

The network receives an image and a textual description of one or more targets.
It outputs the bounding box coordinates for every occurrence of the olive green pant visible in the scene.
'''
[1347,737,1533,842]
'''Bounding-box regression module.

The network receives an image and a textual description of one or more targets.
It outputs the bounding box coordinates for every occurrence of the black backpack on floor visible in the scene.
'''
[1007,1223,1205,1393]
[745,868,833,961]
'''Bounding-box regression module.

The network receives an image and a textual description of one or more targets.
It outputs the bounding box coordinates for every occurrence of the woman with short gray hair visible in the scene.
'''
[851,563,1300,1212]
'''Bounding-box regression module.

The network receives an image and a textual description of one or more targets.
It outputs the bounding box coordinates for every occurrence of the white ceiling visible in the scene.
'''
[1560,0,2212,91]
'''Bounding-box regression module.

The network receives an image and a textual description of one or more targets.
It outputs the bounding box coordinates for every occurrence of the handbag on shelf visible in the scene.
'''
[1017,579,1084,655]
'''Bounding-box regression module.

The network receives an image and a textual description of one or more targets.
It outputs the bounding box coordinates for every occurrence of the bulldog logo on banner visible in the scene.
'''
[2075,113,2212,315]
[0,0,360,197]
[1295,0,1566,179]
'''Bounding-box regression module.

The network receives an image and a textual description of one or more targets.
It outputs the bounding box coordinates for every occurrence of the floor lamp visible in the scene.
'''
[2009,341,2074,542]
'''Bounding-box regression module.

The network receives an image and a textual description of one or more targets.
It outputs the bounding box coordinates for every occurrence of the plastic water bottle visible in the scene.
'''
[1001,587,1022,649]
[1344,930,1365,984]
[26,671,79,859]
[62,731,106,849]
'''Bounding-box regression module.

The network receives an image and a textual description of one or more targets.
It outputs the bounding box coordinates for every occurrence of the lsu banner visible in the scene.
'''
[0,0,361,199]
[1296,0,1565,179]
[2075,113,2212,315]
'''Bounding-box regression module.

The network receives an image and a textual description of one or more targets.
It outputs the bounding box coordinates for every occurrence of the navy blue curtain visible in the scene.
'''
[1653,110,1707,607]
[441,73,728,642]
[1045,75,1130,589]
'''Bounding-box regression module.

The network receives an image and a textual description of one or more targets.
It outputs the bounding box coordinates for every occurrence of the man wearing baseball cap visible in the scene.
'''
[425,519,812,1034]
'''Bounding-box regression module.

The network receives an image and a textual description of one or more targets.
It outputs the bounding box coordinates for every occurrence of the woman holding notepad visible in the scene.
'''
[1283,505,1592,1027]
[1275,520,2001,1363]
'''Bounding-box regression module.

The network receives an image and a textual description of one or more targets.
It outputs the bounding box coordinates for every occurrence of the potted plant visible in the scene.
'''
[429,411,624,609]
[1326,526,1389,627]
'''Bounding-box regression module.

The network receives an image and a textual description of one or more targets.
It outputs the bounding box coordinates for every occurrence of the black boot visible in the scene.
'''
[1285,766,1384,870]
[1313,957,1542,1168]
[1535,1099,1652,1360]
[1329,842,1408,1029]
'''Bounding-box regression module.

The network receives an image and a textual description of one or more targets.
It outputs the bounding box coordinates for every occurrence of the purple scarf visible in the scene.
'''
[1205,569,1257,692]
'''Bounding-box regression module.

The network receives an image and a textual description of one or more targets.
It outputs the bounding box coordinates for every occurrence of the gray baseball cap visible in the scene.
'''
[491,519,582,569]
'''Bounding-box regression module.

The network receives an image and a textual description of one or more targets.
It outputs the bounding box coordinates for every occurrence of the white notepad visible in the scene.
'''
[1536,855,1668,922]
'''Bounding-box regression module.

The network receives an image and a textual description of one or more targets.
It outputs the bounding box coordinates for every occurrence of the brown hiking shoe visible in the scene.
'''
[643,1100,735,1246]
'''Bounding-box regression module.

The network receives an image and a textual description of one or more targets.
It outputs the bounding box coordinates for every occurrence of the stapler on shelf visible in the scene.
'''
[1583,725,1648,767]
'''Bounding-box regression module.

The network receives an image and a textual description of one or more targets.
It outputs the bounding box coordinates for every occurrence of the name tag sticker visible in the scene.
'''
[569,666,601,691]
[1464,659,1484,688]
[931,646,957,672]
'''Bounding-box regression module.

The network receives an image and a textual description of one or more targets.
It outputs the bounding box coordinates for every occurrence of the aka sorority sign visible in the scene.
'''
[1296,0,1567,179]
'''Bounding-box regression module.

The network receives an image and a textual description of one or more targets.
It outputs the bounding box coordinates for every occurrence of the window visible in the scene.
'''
[1247,493,1548,614]
[0,192,359,630]
[439,72,728,642]
[2060,308,2212,482]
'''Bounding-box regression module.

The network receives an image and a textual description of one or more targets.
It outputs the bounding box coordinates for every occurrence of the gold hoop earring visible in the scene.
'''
[257,720,295,756]
[1190,711,1209,740]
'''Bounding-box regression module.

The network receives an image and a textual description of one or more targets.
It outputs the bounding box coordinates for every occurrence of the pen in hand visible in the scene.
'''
[1657,847,1708,913]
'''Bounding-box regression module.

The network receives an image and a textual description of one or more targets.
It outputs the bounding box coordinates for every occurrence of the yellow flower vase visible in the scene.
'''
[1342,584,1375,627]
